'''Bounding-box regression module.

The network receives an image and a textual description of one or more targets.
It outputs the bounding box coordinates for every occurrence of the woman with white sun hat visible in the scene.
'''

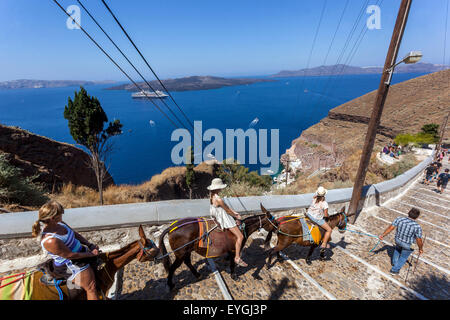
[306,186,332,258]
[208,178,248,267]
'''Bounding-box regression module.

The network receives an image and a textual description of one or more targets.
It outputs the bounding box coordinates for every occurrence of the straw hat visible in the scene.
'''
[207,178,227,191]
[316,186,327,197]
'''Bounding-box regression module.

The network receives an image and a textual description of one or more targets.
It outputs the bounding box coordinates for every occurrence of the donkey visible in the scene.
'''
[158,209,275,290]
[0,225,159,300]
[262,205,351,267]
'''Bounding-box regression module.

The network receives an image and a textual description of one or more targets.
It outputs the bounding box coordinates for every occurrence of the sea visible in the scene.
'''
[0,73,427,185]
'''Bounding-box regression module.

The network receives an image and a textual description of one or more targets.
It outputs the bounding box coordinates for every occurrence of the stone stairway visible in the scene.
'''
[116,159,449,300]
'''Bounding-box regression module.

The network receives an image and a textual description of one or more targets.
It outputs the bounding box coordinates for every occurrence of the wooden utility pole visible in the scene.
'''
[437,112,449,153]
[348,0,413,224]
[286,160,290,187]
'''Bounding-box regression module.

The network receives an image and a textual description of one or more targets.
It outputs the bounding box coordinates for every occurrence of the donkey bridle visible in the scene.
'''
[137,239,157,260]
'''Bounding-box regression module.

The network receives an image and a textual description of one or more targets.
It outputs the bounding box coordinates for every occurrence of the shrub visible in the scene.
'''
[215,159,272,191]
[376,154,418,179]
[394,132,438,146]
[0,154,48,206]
[219,181,267,197]
[420,123,439,138]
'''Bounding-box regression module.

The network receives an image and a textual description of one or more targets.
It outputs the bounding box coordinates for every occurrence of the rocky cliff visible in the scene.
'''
[283,69,450,173]
[0,124,114,191]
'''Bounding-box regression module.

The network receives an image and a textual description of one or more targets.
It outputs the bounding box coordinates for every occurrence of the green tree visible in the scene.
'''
[421,123,440,142]
[215,158,272,191]
[0,154,48,206]
[63,87,122,205]
[185,146,195,199]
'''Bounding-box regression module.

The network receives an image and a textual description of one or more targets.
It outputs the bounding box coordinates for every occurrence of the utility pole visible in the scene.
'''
[437,112,449,154]
[286,160,290,187]
[348,0,413,224]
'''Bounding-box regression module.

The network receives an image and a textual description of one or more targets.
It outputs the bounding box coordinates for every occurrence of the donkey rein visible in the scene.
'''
[341,214,381,253]
[156,225,219,260]
[266,216,307,238]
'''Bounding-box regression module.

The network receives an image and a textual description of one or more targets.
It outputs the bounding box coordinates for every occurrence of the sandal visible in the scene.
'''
[234,258,248,267]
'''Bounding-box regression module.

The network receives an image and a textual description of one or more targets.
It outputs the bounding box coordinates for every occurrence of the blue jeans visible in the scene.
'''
[391,240,413,273]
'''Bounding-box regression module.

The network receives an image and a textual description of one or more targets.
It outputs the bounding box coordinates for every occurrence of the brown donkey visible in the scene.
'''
[3,225,160,300]
[262,205,352,267]
[158,210,275,290]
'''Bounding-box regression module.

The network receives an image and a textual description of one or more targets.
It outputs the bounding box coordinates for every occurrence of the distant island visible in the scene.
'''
[0,79,117,90]
[105,76,275,92]
[272,62,448,78]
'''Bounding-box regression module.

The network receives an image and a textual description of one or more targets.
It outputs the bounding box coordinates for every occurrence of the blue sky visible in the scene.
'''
[0,0,448,81]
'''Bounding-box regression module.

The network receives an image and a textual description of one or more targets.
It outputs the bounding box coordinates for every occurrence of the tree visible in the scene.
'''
[0,154,48,206]
[63,87,122,205]
[185,146,195,199]
[215,158,272,190]
[420,123,440,142]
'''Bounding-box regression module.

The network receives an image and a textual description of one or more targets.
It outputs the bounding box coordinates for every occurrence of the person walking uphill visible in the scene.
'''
[208,178,248,267]
[437,168,449,194]
[378,208,424,275]
[32,200,101,300]
[305,186,332,259]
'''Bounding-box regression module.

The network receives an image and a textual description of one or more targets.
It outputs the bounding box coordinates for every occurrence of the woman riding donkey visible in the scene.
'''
[305,186,333,259]
[208,178,248,267]
[32,200,102,300]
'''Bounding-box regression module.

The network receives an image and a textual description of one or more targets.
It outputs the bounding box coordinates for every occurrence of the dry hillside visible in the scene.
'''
[284,68,450,171]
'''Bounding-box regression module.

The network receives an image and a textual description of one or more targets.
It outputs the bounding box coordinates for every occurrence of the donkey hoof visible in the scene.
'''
[306,259,312,265]
[319,249,326,260]
[231,274,238,281]
[195,273,203,280]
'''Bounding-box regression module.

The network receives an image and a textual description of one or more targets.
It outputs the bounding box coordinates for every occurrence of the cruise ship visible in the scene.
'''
[131,90,168,99]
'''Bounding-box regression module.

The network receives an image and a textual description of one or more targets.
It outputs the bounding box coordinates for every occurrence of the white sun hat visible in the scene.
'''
[316,186,327,196]
[207,178,227,191]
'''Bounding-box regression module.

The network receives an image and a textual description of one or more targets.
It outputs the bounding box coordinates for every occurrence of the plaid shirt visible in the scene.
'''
[392,217,422,245]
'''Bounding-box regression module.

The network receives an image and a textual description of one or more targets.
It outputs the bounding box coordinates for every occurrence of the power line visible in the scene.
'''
[308,0,350,97]
[76,0,190,131]
[320,0,384,104]
[52,0,180,129]
[312,0,371,107]
[443,0,449,70]
[296,0,328,104]
[100,0,195,132]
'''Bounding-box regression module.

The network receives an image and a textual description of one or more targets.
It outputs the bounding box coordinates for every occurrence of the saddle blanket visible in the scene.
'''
[302,218,322,245]
[0,271,69,300]
[197,218,231,258]
[278,216,322,245]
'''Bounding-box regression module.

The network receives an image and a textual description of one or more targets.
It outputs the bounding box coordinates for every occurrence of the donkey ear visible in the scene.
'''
[340,206,346,213]
[138,225,146,240]
[260,203,268,213]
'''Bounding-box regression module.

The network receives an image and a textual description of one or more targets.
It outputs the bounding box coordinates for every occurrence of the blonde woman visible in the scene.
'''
[306,186,332,258]
[32,200,100,300]
[208,178,248,267]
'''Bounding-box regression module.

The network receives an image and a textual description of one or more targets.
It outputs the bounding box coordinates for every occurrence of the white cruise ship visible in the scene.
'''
[131,90,168,99]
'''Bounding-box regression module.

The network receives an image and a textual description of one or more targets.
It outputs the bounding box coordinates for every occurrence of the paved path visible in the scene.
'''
[116,158,449,300]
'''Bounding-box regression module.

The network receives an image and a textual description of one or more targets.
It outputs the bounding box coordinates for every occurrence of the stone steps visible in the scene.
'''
[356,215,450,271]
[375,207,448,243]
[213,233,329,300]
[333,228,448,300]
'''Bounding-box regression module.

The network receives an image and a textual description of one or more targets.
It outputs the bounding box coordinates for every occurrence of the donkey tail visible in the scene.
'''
[158,227,172,274]
[264,231,273,250]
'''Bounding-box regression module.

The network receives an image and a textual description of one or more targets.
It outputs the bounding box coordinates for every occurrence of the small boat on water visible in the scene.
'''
[132,90,168,99]
[249,117,259,127]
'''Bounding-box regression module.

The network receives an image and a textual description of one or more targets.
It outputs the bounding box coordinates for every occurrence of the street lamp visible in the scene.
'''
[385,51,422,85]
